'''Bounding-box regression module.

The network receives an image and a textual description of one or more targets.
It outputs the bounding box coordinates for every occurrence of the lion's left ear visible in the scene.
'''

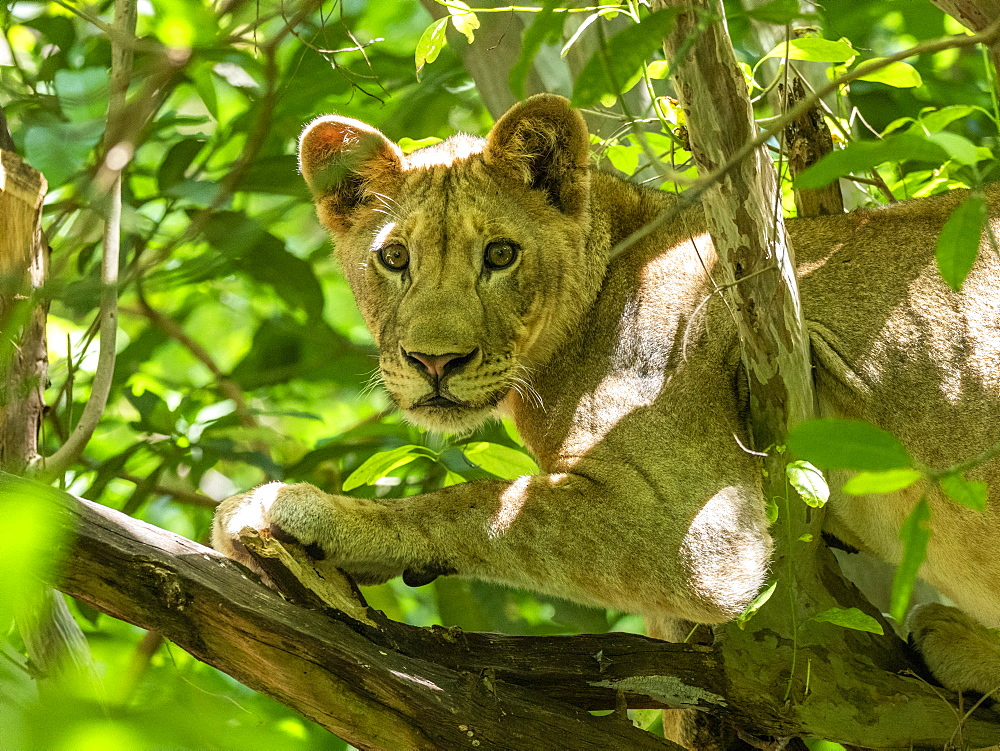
[298,115,403,234]
[484,94,590,216]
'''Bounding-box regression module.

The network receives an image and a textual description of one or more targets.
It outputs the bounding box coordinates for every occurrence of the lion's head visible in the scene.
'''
[298,95,604,433]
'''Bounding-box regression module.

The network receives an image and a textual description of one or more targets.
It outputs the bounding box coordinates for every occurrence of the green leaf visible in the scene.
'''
[606,143,641,175]
[646,60,670,79]
[191,63,218,119]
[890,498,931,622]
[201,212,326,320]
[785,460,829,508]
[919,105,976,132]
[54,67,109,120]
[157,138,206,192]
[398,136,444,154]
[814,607,884,635]
[787,419,913,472]
[746,0,801,24]
[795,133,949,189]
[762,37,857,63]
[461,442,539,479]
[735,581,776,630]
[343,445,435,491]
[842,468,923,495]
[925,131,980,166]
[23,120,104,188]
[0,474,71,628]
[415,17,449,78]
[571,8,681,108]
[935,194,987,291]
[447,0,480,44]
[854,59,922,88]
[939,472,988,512]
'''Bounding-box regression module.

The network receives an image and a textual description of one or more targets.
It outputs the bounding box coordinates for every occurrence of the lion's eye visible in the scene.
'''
[378,243,409,271]
[484,240,518,270]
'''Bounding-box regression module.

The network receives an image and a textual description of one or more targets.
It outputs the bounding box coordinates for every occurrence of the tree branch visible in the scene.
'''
[0,469,985,748]
[48,482,699,749]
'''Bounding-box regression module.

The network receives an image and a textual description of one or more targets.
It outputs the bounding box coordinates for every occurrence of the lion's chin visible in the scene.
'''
[402,403,496,435]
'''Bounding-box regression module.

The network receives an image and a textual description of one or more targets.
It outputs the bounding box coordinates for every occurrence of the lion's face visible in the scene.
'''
[299,96,600,433]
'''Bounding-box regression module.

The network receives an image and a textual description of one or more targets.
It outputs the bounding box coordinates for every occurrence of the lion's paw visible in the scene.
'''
[908,602,1000,697]
[211,482,408,586]
[212,482,342,564]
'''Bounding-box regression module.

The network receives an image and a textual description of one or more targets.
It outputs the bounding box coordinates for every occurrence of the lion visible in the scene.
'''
[213,94,1000,722]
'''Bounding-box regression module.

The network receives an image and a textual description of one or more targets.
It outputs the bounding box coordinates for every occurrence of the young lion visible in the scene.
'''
[213,95,1000,703]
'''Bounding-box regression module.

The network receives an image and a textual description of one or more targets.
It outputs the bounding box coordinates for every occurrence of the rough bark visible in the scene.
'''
[51,484,692,750]
[782,76,844,217]
[0,149,48,472]
[8,474,993,748]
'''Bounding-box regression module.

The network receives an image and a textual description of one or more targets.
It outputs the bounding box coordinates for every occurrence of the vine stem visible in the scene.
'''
[34,0,136,480]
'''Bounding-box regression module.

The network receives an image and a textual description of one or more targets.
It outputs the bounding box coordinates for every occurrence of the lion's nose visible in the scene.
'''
[403,349,478,379]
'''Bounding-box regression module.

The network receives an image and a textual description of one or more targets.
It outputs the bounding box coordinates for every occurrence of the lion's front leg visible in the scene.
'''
[212,472,770,626]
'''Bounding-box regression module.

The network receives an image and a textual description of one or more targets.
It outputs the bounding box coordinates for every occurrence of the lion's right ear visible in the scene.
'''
[484,94,590,217]
[298,116,403,234]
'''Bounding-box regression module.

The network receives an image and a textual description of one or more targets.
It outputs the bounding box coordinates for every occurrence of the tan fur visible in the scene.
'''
[214,96,1000,723]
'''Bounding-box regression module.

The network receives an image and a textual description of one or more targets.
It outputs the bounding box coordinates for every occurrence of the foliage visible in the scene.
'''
[1,0,998,747]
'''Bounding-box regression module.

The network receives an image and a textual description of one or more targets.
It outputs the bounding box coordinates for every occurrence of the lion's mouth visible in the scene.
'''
[414,395,463,408]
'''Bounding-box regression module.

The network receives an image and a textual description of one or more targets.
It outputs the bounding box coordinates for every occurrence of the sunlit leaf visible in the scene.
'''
[935,194,987,291]
[461,442,538,479]
[447,0,480,44]
[572,8,681,108]
[842,468,923,495]
[785,460,829,508]
[925,131,979,166]
[398,136,444,153]
[939,472,988,512]
[0,474,71,628]
[787,419,913,472]
[736,581,776,630]
[814,607,884,635]
[646,60,670,79]
[343,445,436,491]
[891,498,931,622]
[762,37,857,63]
[854,59,922,88]
[415,17,449,78]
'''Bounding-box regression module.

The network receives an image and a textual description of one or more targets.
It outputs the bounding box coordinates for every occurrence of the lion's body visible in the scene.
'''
[214,96,1000,701]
